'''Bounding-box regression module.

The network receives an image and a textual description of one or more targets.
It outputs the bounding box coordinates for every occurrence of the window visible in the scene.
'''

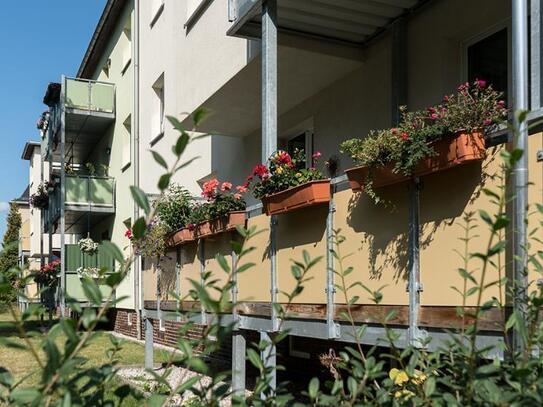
[102,58,111,78]
[127,313,132,326]
[288,337,310,359]
[122,115,131,170]
[121,18,132,74]
[280,130,314,168]
[150,0,164,27]
[467,27,508,102]
[151,74,165,145]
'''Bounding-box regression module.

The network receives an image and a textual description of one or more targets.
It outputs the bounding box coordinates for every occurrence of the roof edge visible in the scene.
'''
[21,141,41,161]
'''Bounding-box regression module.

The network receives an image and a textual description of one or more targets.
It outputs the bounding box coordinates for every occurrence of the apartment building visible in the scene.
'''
[24,0,543,392]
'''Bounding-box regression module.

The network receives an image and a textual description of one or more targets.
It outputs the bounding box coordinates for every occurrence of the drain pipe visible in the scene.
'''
[511,0,529,352]
[133,0,142,340]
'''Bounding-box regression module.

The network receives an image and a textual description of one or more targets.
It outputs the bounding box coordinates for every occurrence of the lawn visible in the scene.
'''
[0,306,174,406]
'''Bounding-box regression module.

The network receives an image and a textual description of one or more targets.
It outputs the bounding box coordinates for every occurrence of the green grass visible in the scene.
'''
[0,306,176,406]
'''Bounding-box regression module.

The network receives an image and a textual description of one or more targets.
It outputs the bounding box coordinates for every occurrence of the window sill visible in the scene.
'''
[150,132,164,147]
[150,2,165,28]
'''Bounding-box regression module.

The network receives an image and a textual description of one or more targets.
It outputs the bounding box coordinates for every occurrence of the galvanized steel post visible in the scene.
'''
[59,75,66,318]
[326,183,339,338]
[512,0,529,352]
[199,239,206,325]
[144,317,154,369]
[231,248,246,395]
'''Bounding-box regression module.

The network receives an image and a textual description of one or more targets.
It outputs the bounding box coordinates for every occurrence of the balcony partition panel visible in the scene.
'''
[204,235,234,301]
[64,78,115,114]
[64,175,115,208]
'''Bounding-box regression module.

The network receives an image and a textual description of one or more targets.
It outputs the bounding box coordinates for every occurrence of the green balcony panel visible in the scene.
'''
[89,178,114,206]
[97,243,115,270]
[65,176,88,205]
[65,273,113,302]
[91,82,115,113]
[65,79,90,110]
[65,244,81,271]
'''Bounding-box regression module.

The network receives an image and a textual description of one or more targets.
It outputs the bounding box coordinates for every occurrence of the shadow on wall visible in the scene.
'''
[262,204,328,262]
[346,148,500,283]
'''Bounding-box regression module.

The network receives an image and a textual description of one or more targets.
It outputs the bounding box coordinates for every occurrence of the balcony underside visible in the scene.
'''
[229,0,424,46]
[51,109,114,162]
[180,45,361,136]
[46,210,114,234]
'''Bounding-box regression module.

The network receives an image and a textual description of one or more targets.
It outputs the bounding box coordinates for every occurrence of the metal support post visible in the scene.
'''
[199,239,206,325]
[260,331,276,397]
[231,248,246,395]
[512,0,529,352]
[326,185,339,338]
[156,260,162,327]
[144,316,154,369]
[176,247,181,322]
[408,178,424,347]
[59,75,67,317]
[270,216,279,332]
[531,0,543,110]
[261,0,277,162]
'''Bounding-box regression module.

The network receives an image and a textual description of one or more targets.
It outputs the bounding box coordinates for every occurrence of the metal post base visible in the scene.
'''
[144,317,154,369]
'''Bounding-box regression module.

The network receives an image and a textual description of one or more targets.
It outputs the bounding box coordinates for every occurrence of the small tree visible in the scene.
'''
[0,203,22,304]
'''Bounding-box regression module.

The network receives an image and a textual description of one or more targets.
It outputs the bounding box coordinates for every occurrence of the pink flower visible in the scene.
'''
[430,113,438,120]
[312,151,322,159]
[498,100,506,108]
[234,193,242,200]
[202,178,219,199]
[427,107,436,114]
[443,95,450,103]
[476,78,487,88]
[236,185,248,194]
[125,229,133,239]
[220,182,232,192]
[400,132,409,141]
[188,224,196,231]
[484,118,492,126]
[253,164,269,178]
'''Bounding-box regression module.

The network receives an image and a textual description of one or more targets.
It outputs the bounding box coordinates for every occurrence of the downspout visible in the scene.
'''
[511,0,529,352]
[133,0,142,340]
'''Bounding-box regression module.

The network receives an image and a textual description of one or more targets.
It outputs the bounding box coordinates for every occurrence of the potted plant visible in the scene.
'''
[155,184,195,246]
[127,220,168,258]
[34,260,60,287]
[78,236,99,255]
[340,79,507,202]
[193,179,246,238]
[77,266,103,281]
[29,182,50,210]
[247,149,330,215]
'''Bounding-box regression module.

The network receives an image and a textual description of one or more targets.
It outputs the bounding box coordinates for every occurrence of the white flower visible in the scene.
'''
[77,266,101,279]
[78,237,99,254]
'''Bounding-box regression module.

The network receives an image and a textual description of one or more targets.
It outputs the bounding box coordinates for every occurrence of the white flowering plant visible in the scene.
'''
[76,266,101,279]
[78,237,99,255]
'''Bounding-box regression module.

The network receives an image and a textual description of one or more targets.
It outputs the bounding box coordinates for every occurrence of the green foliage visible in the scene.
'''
[340,80,507,203]
[2,108,543,407]
[0,203,21,303]
[248,149,325,200]
[154,183,192,232]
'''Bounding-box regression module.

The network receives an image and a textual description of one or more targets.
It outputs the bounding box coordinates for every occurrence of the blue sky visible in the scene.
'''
[0,1,106,238]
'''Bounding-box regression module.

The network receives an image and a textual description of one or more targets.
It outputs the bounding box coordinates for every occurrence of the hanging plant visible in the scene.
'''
[29,182,50,209]
[78,237,99,255]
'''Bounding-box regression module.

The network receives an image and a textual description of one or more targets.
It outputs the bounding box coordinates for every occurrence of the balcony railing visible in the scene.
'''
[64,243,115,302]
[64,78,115,114]
[64,175,115,209]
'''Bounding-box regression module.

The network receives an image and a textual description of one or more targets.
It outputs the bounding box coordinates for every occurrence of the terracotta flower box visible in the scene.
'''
[196,221,213,238]
[262,179,331,215]
[211,211,246,234]
[167,227,195,247]
[345,130,486,192]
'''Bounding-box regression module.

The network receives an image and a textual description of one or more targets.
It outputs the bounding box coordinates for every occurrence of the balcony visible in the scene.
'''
[64,243,115,303]
[44,78,115,162]
[228,0,422,46]
[44,175,116,233]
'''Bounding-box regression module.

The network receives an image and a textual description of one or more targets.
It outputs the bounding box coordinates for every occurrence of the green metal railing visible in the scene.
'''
[65,175,115,208]
[64,78,115,114]
[64,243,115,302]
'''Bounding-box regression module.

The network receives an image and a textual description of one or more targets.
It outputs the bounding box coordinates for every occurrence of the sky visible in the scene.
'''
[0,0,107,239]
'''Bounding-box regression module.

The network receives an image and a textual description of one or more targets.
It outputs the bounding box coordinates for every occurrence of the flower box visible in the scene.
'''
[167,228,195,247]
[211,211,246,234]
[345,130,486,192]
[196,221,213,238]
[261,179,331,215]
